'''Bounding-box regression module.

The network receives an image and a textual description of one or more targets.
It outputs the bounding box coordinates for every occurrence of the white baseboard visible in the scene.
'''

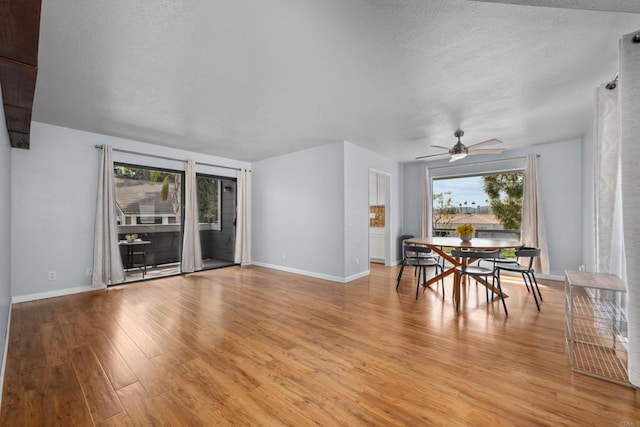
[11,285,97,304]
[252,262,369,284]
[345,270,370,282]
[0,301,12,410]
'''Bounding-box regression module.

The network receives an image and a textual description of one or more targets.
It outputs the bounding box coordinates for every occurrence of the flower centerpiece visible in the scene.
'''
[455,224,476,242]
[125,233,138,243]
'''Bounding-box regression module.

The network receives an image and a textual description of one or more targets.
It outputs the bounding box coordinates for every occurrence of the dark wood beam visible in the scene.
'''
[0,0,42,149]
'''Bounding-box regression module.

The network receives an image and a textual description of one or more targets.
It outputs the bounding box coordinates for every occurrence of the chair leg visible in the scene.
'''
[521,272,531,292]
[527,272,542,310]
[522,272,540,311]
[494,274,508,315]
[528,273,540,311]
[415,266,423,299]
[531,272,543,301]
[396,261,406,290]
[484,270,500,303]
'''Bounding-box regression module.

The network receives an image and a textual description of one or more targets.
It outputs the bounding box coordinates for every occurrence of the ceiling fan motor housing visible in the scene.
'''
[451,130,467,154]
[450,141,468,155]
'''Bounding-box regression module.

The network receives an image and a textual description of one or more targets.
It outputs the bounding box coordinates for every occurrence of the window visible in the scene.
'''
[196,175,221,231]
[432,171,524,241]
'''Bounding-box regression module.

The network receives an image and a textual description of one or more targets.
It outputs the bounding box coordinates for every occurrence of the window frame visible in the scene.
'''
[430,168,525,241]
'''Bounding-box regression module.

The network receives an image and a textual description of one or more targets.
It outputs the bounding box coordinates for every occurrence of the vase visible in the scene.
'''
[459,233,473,242]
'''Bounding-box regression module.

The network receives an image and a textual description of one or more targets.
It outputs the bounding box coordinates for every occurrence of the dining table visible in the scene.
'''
[405,236,524,310]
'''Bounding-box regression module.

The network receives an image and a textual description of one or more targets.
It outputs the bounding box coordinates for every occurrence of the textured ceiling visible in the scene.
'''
[33,0,640,162]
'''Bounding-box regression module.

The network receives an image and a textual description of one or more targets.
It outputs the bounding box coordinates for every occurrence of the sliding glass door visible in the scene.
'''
[111,164,238,282]
[114,164,183,281]
[197,174,236,269]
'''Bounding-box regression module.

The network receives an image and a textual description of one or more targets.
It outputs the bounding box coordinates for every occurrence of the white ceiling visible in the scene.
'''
[33,0,640,162]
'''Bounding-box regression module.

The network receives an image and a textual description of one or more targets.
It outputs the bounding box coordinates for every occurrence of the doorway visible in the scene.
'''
[369,169,391,266]
[113,164,238,283]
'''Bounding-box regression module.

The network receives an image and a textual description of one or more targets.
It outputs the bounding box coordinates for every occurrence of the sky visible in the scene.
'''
[432,176,489,207]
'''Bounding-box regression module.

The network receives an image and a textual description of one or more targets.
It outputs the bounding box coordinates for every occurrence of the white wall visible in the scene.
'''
[403,139,583,277]
[252,142,346,279]
[0,91,12,376]
[251,141,402,282]
[10,122,249,299]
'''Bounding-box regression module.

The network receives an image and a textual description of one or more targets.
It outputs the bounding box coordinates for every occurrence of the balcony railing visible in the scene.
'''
[433,227,521,241]
[118,224,235,269]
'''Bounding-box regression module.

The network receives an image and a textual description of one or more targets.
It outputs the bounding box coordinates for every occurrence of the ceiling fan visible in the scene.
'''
[416,130,504,162]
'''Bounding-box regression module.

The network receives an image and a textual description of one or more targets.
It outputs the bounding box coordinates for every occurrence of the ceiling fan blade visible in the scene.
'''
[467,138,502,149]
[467,148,505,155]
[415,152,448,160]
[430,145,452,150]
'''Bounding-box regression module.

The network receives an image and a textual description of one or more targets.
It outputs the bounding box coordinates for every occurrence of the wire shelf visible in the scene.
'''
[565,270,632,388]
[570,341,629,386]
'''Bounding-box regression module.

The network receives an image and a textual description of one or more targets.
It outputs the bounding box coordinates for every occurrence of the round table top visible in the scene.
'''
[406,236,523,250]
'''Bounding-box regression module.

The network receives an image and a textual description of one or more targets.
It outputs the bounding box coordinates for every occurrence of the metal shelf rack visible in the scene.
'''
[564,270,632,387]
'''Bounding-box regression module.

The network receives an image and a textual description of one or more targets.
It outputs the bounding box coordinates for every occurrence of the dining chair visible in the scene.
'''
[397,243,444,299]
[396,239,440,284]
[451,249,507,315]
[493,247,542,311]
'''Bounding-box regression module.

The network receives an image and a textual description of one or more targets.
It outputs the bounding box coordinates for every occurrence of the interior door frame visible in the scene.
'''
[368,168,392,266]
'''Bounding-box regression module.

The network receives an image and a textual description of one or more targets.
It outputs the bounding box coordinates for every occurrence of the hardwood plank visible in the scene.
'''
[40,322,70,366]
[96,411,134,427]
[43,362,94,426]
[96,315,170,397]
[85,329,138,391]
[116,382,201,426]
[70,345,124,422]
[114,382,160,425]
[3,264,640,425]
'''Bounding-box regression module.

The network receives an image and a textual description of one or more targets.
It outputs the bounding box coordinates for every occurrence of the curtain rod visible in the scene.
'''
[95,145,251,172]
[426,154,540,171]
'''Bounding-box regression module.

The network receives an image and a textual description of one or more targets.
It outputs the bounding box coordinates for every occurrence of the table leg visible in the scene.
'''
[423,246,460,288]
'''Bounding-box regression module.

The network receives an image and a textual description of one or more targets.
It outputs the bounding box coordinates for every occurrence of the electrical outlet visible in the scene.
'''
[86,267,93,276]
[282,252,287,260]
[48,271,57,280]
[356,257,360,265]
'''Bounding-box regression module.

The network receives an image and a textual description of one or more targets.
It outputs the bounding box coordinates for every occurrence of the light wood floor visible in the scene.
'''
[1,264,638,425]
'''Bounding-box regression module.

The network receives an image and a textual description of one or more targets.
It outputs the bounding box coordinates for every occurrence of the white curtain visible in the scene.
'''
[92,145,125,287]
[594,84,626,277]
[620,30,640,387]
[234,169,251,265]
[521,154,549,274]
[181,160,202,273]
[420,167,432,238]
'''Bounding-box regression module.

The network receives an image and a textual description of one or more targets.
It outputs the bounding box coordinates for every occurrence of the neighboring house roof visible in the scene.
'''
[435,213,501,225]
[115,178,176,216]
